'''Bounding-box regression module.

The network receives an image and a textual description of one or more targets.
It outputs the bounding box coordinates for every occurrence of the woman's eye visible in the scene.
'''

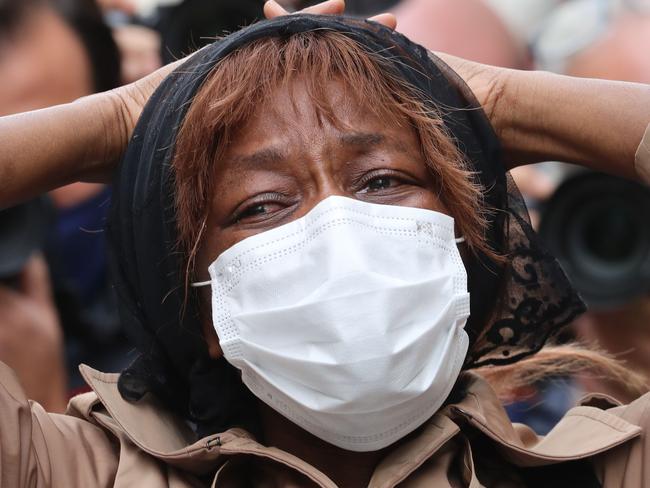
[359,176,399,194]
[233,196,288,224]
[239,204,269,219]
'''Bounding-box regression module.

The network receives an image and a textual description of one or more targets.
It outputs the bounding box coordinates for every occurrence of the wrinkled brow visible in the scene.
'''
[341,132,413,155]
[339,132,385,147]
[229,147,288,170]
[228,131,409,170]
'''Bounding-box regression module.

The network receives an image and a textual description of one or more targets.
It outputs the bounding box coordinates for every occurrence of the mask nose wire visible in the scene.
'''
[191,236,466,288]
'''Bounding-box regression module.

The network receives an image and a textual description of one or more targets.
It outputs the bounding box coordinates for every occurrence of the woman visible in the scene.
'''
[1,1,649,486]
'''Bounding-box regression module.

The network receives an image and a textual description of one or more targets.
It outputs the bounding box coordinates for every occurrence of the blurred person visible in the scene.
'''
[0,0,130,389]
[479,0,650,72]
[112,23,162,83]
[0,255,67,413]
[562,6,650,82]
[0,0,118,233]
[0,200,68,412]
[1,2,650,487]
[0,0,100,408]
[0,0,100,115]
[391,0,529,68]
[118,0,269,72]
[93,0,163,84]
[532,0,650,73]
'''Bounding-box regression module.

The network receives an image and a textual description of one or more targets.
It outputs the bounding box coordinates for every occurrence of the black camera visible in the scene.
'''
[539,171,650,309]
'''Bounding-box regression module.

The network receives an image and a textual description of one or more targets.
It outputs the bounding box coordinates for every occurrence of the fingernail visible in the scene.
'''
[264,0,280,13]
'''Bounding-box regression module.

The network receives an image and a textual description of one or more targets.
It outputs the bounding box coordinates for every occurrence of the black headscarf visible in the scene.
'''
[108,14,585,434]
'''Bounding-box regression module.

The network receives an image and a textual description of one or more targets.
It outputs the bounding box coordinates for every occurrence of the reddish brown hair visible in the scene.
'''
[173,30,492,284]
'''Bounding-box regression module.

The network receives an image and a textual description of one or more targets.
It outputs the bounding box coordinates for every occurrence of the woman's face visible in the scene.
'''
[196,80,449,357]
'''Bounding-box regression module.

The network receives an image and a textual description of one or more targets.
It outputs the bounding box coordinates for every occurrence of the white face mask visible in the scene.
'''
[193,196,469,452]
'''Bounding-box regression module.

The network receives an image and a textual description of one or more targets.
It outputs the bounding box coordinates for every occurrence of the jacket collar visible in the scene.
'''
[444,373,642,466]
[77,365,642,485]
[77,365,337,485]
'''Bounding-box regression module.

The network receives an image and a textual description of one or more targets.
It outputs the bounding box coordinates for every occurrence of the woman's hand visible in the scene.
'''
[436,52,650,180]
[104,56,188,173]
[432,53,507,132]
[263,0,397,29]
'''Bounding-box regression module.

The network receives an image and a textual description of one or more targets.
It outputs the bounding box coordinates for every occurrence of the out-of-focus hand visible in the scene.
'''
[263,0,398,30]
[112,25,162,85]
[0,255,67,412]
[96,0,136,14]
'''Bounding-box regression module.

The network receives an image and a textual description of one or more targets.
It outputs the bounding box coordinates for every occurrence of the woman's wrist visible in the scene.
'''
[89,89,133,180]
[496,69,650,180]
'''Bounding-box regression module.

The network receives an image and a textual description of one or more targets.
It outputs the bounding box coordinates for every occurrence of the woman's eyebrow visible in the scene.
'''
[229,147,288,170]
[228,132,409,170]
[340,132,412,155]
[339,132,385,147]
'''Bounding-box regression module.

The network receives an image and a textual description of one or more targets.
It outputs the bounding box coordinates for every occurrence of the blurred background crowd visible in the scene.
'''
[1,0,649,433]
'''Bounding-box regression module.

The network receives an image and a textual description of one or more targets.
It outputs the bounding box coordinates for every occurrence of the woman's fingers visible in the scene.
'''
[300,0,346,15]
[263,0,289,18]
[368,13,397,30]
[265,0,345,17]
[264,0,397,30]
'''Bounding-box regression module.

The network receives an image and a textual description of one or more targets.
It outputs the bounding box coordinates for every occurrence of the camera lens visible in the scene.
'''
[539,171,650,308]
[583,201,639,261]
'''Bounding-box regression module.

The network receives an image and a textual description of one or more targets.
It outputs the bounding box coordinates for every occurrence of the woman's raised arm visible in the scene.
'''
[439,53,650,182]
[1,4,648,210]
[0,58,182,208]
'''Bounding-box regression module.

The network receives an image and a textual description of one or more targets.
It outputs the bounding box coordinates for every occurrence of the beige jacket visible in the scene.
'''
[2,360,650,488]
[2,127,649,488]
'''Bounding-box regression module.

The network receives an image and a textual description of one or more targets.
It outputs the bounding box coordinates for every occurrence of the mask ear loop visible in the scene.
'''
[455,236,466,244]
[190,217,211,288]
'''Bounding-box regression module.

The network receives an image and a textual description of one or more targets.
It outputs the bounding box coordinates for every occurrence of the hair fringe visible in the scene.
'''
[173,30,499,288]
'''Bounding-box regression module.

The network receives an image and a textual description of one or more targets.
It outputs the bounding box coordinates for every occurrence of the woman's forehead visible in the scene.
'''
[219,79,418,164]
